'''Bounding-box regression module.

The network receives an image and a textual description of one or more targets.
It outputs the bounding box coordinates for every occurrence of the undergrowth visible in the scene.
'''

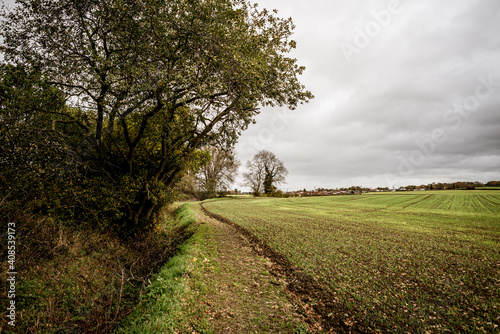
[0,205,192,333]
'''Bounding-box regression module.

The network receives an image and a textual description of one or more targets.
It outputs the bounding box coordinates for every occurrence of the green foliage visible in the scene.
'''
[264,189,286,197]
[1,0,312,235]
[118,204,201,333]
[0,64,69,205]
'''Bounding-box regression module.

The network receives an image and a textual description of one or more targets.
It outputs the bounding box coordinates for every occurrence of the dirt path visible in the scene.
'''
[187,203,324,333]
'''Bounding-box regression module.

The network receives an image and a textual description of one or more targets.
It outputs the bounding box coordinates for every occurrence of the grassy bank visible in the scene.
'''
[0,206,192,333]
[117,204,213,333]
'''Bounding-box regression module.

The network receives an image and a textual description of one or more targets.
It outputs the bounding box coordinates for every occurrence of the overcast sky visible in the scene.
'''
[235,0,500,190]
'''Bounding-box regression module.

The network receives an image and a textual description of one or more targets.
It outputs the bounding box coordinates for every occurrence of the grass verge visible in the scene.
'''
[117,203,213,333]
[119,202,315,333]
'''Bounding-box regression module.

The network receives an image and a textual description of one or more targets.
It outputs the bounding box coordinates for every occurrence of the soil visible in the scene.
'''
[200,202,368,334]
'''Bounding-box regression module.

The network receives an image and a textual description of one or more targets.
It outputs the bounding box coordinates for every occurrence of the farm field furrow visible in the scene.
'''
[204,191,500,333]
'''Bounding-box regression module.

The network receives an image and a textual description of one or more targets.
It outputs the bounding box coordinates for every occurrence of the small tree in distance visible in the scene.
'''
[197,147,240,199]
[243,150,288,196]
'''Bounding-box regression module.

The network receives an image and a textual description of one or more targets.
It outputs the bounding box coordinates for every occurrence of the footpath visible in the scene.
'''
[185,203,320,333]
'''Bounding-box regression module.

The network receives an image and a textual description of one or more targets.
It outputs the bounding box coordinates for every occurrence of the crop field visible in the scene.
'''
[203,191,500,333]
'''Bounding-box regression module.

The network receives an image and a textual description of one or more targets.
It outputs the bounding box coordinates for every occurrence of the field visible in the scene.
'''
[203,191,500,333]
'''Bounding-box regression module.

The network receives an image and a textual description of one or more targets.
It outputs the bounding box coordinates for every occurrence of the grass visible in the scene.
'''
[0,206,192,334]
[204,191,500,333]
[117,204,212,333]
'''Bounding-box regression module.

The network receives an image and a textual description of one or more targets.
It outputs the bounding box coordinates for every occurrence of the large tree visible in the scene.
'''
[1,0,312,233]
[243,150,288,196]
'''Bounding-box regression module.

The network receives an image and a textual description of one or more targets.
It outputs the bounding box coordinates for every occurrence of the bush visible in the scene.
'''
[264,190,286,198]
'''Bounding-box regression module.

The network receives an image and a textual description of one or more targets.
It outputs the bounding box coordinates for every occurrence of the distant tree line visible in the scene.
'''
[485,181,500,187]
[292,180,500,194]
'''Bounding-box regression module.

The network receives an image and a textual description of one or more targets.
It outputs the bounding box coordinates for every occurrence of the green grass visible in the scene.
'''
[117,204,213,333]
[204,191,500,333]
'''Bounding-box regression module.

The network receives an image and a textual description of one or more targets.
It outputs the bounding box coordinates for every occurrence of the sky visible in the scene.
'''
[235,0,500,190]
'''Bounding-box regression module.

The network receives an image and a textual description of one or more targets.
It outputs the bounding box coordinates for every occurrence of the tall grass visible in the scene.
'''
[0,205,191,333]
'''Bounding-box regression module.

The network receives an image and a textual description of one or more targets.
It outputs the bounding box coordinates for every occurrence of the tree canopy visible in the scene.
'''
[1,0,312,234]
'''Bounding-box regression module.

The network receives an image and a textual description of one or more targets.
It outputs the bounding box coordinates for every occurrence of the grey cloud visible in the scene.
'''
[235,0,500,189]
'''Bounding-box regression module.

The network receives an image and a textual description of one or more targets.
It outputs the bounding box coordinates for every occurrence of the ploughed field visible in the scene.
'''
[203,191,500,333]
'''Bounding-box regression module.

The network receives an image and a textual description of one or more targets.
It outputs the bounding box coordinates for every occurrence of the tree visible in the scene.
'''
[1,0,312,234]
[197,147,240,199]
[243,150,288,196]
[0,64,69,209]
[175,172,200,200]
